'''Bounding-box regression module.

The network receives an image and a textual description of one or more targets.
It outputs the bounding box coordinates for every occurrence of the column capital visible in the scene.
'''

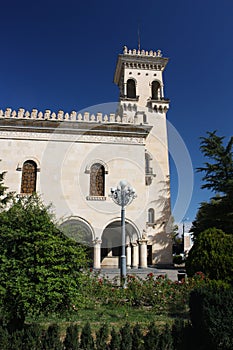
[92,238,102,245]
[138,238,148,245]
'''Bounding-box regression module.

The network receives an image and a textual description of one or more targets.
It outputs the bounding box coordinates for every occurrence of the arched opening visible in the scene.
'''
[151,81,161,100]
[60,218,94,262]
[148,208,155,224]
[126,79,136,99]
[101,220,139,267]
[90,163,105,196]
[21,160,37,194]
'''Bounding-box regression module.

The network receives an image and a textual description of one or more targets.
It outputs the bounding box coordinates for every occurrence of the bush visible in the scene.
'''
[63,324,79,350]
[186,228,233,284]
[79,322,94,350]
[41,324,63,350]
[173,255,184,265]
[189,284,233,349]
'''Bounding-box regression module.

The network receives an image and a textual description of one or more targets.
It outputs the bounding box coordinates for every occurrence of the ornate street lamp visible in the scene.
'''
[110,180,137,287]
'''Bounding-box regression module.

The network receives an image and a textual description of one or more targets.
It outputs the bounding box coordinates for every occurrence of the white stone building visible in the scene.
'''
[0,46,172,268]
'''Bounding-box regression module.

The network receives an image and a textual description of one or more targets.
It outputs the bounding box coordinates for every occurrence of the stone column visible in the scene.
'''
[131,242,139,268]
[138,238,148,268]
[126,244,132,269]
[93,239,102,270]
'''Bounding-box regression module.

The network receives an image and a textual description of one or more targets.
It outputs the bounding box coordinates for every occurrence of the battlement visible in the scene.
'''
[123,46,162,57]
[0,108,142,124]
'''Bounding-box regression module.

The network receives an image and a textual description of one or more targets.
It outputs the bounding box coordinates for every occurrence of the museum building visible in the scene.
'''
[0,46,172,268]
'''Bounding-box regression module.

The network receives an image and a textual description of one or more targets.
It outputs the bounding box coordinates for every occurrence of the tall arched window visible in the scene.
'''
[90,163,105,196]
[145,152,151,174]
[21,160,37,194]
[151,81,160,100]
[127,79,136,98]
[148,208,155,224]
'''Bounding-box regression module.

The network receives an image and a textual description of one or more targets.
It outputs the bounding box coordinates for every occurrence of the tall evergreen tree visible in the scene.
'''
[79,322,94,350]
[132,323,144,350]
[143,322,159,350]
[95,323,109,350]
[120,322,132,350]
[63,324,79,350]
[191,131,233,237]
[109,327,120,350]
[42,324,63,350]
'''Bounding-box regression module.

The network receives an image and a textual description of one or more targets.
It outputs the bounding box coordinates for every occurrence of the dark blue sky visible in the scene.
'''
[1,0,233,225]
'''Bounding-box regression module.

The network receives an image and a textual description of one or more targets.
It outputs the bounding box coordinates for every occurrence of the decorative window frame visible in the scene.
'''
[85,160,108,201]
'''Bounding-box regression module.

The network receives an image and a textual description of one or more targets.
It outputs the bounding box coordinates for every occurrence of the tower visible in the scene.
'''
[114,46,172,265]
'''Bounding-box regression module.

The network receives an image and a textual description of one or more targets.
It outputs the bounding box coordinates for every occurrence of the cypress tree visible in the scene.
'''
[42,324,63,350]
[109,327,120,350]
[0,326,9,350]
[79,322,94,350]
[95,323,109,350]
[144,322,159,350]
[23,323,43,350]
[63,324,79,350]
[157,324,173,350]
[132,323,144,350]
[120,322,132,350]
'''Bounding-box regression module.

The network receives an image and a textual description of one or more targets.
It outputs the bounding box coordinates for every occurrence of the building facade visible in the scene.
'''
[0,46,172,268]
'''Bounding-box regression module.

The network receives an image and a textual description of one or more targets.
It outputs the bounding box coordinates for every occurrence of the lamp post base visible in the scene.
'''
[120,255,127,288]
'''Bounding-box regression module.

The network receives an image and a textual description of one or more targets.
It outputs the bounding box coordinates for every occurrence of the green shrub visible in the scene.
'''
[95,323,109,350]
[132,323,144,350]
[173,255,183,265]
[109,327,120,350]
[41,323,63,350]
[120,322,132,350]
[144,322,159,349]
[79,322,94,350]
[189,285,233,349]
[63,323,79,350]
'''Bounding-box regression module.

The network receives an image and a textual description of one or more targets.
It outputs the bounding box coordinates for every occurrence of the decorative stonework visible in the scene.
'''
[0,108,143,125]
[0,130,145,144]
[123,46,162,57]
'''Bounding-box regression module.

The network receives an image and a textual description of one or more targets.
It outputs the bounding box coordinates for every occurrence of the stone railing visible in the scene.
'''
[0,108,138,124]
[123,46,162,57]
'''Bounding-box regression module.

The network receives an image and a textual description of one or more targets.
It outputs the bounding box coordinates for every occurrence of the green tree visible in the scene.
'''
[0,161,13,210]
[189,285,233,350]
[79,322,94,350]
[63,324,79,350]
[120,322,132,350]
[109,327,120,350]
[186,228,233,284]
[132,323,143,350]
[143,322,159,350]
[191,131,233,237]
[42,324,63,350]
[95,323,109,350]
[0,195,88,329]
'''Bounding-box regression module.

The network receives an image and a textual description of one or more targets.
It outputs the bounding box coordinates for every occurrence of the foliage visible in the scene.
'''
[192,131,233,237]
[41,323,63,350]
[189,284,233,350]
[120,322,132,350]
[197,131,233,195]
[186,228,233,284]
[95,323,109,350]
[132,323,144,350]
[63,323,79,350]
[143,322,159,349]
[173,255,183,265]
[0,194,88,329]
[109,327,120,350]
[0,161,13,210]
[79,322,94,350]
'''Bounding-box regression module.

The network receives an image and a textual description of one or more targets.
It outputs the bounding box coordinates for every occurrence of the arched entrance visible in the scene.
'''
[101,220,139,268]
[60,218,94,263]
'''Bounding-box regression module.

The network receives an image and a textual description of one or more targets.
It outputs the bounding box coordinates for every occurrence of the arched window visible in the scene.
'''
[127,79,136,99]
[151,81,161,100]
[148,208,155,224]
[21,160,37,194]
[90,163,105,196]
[145,152,151,174]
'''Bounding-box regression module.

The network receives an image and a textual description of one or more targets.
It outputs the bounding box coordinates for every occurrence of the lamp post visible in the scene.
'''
[110,180,137,287]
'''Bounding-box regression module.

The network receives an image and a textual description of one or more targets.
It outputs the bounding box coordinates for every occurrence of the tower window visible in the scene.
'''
[126,79,136,99]
[148,208,155,224]
[21,160,37,194]
[90,163,105,196]
[151,81,161,100]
